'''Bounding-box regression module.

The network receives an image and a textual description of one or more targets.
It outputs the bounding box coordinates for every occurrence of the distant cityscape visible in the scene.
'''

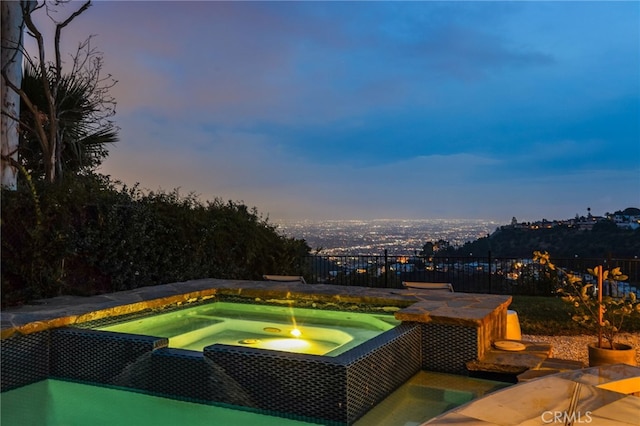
[275,208,640,256]
[275,219,499,256]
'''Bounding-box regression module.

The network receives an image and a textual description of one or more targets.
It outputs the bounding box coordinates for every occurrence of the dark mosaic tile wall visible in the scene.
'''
[207,346,347,424]
[0,331,50,392]
[345,323,422,422]
[137,349,218,403]
[49,328,168,384]
[205,323,422,425]
[421,323,478,374]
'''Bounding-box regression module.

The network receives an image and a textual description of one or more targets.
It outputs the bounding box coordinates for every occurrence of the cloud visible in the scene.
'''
[410,26,555,81]
[62,1,557,128]
[26,0,637,223]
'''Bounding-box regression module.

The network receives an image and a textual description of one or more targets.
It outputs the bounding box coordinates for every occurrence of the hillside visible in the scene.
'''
[447,220,640,258]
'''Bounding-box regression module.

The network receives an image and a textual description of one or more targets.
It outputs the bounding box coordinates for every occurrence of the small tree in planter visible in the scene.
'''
[533,251,640,366]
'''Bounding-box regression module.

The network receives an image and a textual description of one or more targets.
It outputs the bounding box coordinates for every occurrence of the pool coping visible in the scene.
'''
[1,278,512,339]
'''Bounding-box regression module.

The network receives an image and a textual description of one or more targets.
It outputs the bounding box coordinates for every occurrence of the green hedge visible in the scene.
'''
[1,173,310,306]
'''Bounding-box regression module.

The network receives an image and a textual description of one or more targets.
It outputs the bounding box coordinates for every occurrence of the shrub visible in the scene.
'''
[1,173,310,306]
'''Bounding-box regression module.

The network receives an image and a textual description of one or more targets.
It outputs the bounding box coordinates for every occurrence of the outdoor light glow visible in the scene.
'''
[290,328,302,337]
[262,338,311,352]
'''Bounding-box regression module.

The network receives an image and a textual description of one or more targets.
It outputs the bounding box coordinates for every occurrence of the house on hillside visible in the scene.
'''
[611,207,640,230]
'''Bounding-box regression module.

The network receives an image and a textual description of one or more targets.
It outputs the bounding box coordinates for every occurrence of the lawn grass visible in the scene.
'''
[509,295,640,336]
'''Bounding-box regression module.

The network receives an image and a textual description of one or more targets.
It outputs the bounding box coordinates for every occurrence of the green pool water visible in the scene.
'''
[1,372,509,426]
[0,379,314,426]
[96,301,400,355]
[354,371,510,426]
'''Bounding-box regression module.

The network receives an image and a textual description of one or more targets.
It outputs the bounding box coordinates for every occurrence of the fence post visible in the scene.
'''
[384,249,388,288]
[488,250,492,293]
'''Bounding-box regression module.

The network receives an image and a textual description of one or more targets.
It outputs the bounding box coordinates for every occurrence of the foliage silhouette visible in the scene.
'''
[442,224,640,258]
[1,173,310,306]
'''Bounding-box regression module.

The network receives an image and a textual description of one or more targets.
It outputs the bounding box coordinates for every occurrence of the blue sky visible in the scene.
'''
[41,1,639,223]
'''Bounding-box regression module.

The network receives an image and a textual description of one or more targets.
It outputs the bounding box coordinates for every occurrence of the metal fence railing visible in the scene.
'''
[302,251,640,297]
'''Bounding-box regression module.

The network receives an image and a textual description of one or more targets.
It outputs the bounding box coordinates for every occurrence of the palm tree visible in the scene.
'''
[19,62,118,181]
[3,0,116,184]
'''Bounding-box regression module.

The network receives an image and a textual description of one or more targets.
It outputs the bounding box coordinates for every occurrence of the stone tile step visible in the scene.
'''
[516,368,562,382]
[466,340,552,375]
[540,357,586,370]
[516,358,588,383]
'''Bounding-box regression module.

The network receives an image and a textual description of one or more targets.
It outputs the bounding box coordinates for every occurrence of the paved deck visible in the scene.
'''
[425,364,640,425]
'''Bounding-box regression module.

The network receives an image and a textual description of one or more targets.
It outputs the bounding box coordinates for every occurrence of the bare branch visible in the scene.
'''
[0,108,40,139]
[54,1,91,80]
[58,0,90,28]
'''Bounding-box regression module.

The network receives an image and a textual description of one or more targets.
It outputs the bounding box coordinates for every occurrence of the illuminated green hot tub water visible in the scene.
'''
[96,302,400,355]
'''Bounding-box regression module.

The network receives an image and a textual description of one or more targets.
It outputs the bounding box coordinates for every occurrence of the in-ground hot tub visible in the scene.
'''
[2,279,513,425]
[56,298,418,424]
[95,301,400,356]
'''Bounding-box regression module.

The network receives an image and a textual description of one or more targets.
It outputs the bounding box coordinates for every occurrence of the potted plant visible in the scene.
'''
[533,251,640,366]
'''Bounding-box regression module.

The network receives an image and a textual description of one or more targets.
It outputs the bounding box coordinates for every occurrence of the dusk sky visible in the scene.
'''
[36,1,639,223]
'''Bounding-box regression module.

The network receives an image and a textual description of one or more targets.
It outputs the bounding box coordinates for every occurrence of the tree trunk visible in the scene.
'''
[1,0,24,190]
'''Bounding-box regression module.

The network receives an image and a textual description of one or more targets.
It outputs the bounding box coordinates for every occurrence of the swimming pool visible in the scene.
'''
[0,379,315,426]
[0,372,508,426]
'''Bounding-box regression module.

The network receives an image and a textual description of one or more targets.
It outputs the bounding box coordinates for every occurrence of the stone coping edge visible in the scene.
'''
[1,278,511,339]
